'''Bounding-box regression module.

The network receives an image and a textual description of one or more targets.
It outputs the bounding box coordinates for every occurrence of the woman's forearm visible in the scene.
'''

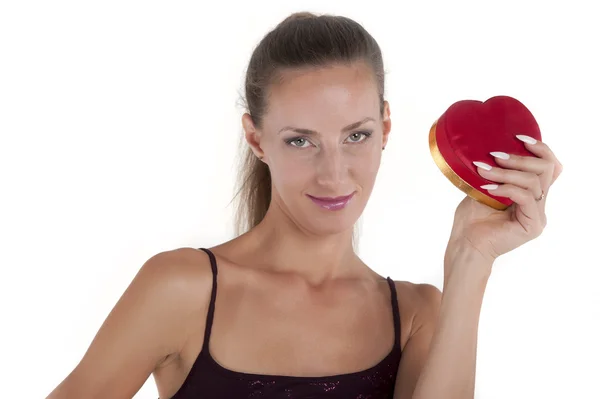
[412,250,492,399]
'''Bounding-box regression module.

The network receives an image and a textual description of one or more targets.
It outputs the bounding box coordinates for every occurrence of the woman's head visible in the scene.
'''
[236,12,390,237]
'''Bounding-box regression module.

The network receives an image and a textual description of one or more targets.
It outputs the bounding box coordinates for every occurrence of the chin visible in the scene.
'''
[299,207,362,237]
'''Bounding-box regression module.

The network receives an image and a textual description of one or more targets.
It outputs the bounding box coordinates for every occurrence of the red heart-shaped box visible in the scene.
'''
[429,95,542,210]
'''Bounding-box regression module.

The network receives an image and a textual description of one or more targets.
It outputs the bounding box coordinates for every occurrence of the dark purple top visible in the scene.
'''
[167,248,403,398]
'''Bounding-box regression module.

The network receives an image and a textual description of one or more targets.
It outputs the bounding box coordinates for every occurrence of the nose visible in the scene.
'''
[315,147,347,187]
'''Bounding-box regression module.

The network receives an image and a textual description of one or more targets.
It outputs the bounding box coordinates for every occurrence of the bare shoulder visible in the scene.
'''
[135,247,216,318]
[390,280,442,398]
[111,246,216,332]
[392,281,442,339]
[142,247,214,296]
[46,247,214,399]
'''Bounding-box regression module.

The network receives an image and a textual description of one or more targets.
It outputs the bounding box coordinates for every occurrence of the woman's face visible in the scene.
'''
[243,62,391,236]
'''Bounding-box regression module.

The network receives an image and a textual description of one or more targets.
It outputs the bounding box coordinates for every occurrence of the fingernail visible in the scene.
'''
[473,161,492,171]
[481,184,499,190]
[490,151,510,160]
[516,134,537,144]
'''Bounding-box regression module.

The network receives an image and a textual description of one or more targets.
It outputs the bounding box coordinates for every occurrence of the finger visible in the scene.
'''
[480,183,544,234]
[473,162,543,201]
[485,153,553,196]
[515,135,563,183]
[488,152,551,176]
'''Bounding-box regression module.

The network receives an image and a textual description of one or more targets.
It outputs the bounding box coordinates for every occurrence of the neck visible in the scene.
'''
[235,201,364,285]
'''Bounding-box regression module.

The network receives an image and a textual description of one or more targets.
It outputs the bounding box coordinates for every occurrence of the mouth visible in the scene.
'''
[306,192,355,211]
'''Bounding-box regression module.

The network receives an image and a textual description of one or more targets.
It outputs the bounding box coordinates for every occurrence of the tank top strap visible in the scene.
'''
[385,276,401,349]
[199,248,218,352]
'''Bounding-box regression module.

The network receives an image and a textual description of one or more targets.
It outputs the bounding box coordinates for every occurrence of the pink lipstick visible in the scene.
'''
[307,193,355,211]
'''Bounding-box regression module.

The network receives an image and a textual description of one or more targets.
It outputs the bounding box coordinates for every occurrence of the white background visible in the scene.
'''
[1,1,598,398]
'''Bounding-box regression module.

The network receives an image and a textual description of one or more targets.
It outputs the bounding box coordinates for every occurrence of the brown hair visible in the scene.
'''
[234,12,386,235]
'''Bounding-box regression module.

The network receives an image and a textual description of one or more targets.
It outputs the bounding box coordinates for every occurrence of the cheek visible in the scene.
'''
[269,153,313,190]
[345,146,381,195]
[353,151,381,183]
[270,150,381,190]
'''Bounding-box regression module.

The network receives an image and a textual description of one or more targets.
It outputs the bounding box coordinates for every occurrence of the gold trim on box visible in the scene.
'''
[428,119,508,210]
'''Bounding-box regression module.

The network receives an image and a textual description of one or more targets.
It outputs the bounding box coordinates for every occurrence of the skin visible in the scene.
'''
[46,60,562,399]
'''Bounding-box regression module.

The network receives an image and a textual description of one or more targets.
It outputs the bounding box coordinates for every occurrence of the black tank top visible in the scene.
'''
[167,248,403,398]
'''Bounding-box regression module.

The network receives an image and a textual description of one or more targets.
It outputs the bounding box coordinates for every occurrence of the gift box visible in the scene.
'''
[428,95,542,210]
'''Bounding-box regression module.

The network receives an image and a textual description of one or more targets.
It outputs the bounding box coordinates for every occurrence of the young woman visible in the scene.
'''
[46,12,562,399]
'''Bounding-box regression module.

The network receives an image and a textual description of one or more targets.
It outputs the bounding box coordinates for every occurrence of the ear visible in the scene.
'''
[242,113,265,159]
[382,101,391,149]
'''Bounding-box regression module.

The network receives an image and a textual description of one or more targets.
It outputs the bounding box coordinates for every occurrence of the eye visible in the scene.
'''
[345,131,372,143]
[286,137,311,148]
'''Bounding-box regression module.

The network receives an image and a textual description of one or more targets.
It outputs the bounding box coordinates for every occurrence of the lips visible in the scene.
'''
[307,192,355,211]
[310,194,353,202]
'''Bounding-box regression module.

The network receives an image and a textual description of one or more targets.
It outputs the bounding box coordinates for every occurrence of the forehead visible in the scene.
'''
[264,62,380,131]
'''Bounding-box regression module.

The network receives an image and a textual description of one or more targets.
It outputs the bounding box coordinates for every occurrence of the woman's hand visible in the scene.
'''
[445,134,563,272]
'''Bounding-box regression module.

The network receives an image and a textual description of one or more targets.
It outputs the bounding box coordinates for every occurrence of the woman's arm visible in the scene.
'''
[45,249,212,399]
[393,248,492,399]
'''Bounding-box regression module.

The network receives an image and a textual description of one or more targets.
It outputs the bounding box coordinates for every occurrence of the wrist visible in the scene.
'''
[445,238,496,268]
[444,242,493,289]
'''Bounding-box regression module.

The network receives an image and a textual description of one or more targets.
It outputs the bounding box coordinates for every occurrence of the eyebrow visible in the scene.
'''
[277,117,375,135]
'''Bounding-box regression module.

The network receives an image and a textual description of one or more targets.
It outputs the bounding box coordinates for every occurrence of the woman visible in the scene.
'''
[46,12,562,399]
